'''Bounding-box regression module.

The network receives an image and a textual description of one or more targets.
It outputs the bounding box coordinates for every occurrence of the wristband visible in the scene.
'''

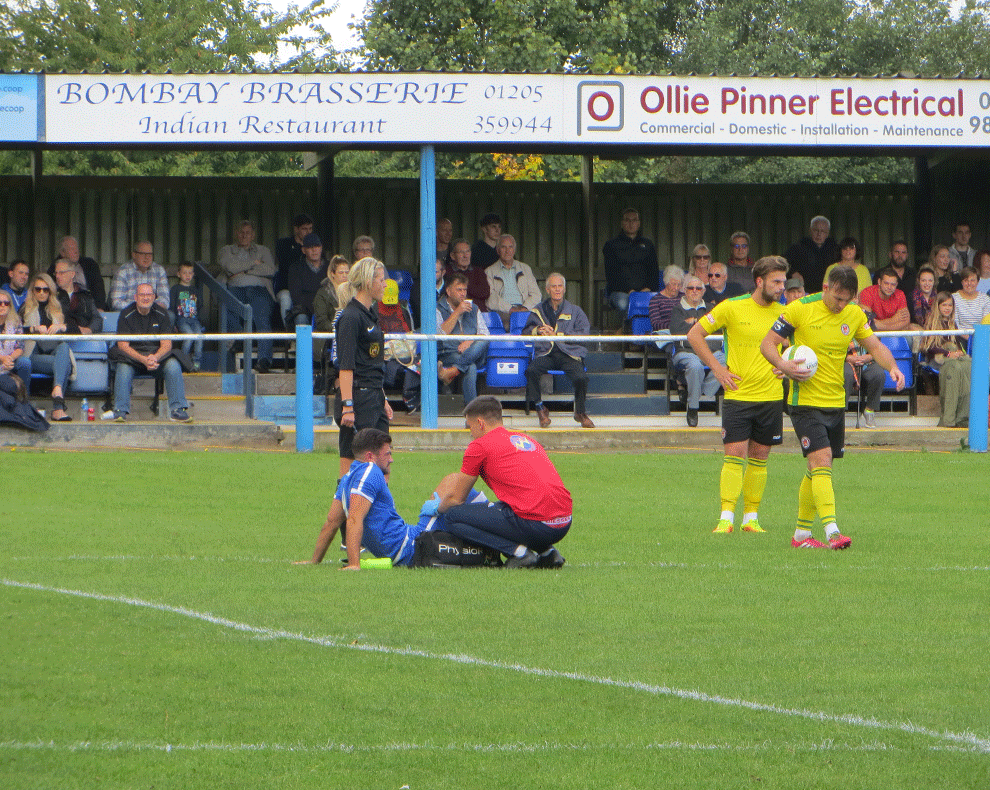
[343,399,354,406]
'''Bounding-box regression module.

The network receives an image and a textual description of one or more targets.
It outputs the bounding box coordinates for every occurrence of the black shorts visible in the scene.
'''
[789,406,845,459]
[721,399,784,447]
[336,387,389,459]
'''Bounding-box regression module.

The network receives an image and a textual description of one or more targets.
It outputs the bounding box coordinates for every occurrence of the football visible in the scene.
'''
[782,344,819,376]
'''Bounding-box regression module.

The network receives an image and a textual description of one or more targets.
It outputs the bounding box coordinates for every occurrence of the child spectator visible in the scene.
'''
[170,262,204,371]
[922,292,971,428]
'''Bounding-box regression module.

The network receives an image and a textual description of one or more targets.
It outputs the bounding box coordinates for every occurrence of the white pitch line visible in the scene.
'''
[3,577,989,754]
[0,738,982,755]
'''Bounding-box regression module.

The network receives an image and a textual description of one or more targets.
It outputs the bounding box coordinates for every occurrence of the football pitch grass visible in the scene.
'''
[2,446,988,789]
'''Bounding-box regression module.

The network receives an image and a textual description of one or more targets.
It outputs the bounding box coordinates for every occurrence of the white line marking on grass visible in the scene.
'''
[0,738,982,755]
[4,578,989,754]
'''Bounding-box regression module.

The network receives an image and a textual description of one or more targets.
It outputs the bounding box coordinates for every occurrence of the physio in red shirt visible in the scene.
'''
[439,395,571,568]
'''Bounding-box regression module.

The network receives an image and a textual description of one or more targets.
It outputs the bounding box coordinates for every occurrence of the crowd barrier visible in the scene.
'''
[3,325,987,454]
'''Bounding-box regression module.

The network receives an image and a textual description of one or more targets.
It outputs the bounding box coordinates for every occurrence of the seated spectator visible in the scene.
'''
[975,250,990,295]
[824,238,872,294]
[352,236,375,262]
[219,220,277,372]
[929,245,962,294]
[859,268,910,331]
[445,238,490,311]
[877,240,916,297]
[922,292,971,428]
[436,272,489,405]
[109,283,191,422]
[3,259,31,314]
[725,231,755,292]
[170,261,205,372]
[784,215,839,293]
[844,332,886,429]
[287,233,329,327]
[947,221,974,273]
[910,265,938,327]
[705,261,745,306]
[784,277,806,304]
[432,258,446,304]
[688,244,711,281]
[0,290,31,383]
[523,272,594,430]
[274,214,313,327]
[437,395,571,569]
[296,428,424,569]
[603,207,659,312]
[669,275,724,427]
[53,259,102,335]
[471,213,502,270]
[21,273,72,421]
[648,265,685,331]
[49,236,107,310]
[952,267,990,331]
[314,255,350,364]
[485,234,541,328]
[436,218,454,268]
[378,278,421,413]
[109,241,169,311]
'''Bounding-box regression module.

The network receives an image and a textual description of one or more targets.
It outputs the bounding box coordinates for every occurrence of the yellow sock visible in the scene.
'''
[796,471,815,534]
[810,466,836,526]
[719,456,745,514]
[742,457,768,514]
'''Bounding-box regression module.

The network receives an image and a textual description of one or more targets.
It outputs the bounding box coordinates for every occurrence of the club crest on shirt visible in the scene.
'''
[840,323,850,335]
[369,342,381,358]
[510,434,537,452]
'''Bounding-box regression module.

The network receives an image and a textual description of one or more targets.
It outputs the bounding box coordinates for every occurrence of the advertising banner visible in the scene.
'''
[0,75,40,143]
[39,73,990,149]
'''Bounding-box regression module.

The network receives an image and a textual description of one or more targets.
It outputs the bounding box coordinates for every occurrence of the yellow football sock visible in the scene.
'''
[796,470,815,534]
[810,466,836,526]
[742,457,768,514]
[719,455,745,513]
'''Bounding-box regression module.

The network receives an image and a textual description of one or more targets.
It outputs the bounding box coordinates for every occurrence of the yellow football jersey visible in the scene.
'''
[699,294,784,403]
[777,294,873,408]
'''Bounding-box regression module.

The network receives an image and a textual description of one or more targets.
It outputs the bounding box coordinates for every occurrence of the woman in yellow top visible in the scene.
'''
[823,237,872,295]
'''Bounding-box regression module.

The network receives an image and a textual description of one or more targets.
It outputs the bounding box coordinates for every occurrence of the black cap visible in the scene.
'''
[480,213,502,227]
[302,233,322,248]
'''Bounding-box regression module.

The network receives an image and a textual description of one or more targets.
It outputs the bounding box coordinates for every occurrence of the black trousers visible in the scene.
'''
[526,348,588,414]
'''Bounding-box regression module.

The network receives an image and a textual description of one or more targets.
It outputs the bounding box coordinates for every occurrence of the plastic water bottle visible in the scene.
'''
[80,398,88,418]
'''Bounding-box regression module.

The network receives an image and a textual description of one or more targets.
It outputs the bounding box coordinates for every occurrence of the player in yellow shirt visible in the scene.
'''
[688,256,789,535]
[760,266,905,550]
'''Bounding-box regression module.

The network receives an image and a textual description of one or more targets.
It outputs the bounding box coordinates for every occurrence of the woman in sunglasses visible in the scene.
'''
[21,273,72,421]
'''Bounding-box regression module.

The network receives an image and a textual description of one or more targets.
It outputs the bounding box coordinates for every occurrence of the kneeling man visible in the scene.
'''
[439,395,571,568]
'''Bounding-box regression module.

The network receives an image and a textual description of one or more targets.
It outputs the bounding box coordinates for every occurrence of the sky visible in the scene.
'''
[276,0,367,50]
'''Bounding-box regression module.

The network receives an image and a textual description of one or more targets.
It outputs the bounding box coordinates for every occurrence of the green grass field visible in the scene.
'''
[2,446,988,789]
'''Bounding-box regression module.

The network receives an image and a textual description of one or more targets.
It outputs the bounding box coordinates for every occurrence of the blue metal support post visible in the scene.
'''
[420,144,438,429]
[969,324,988,453]
[295,323,314,452]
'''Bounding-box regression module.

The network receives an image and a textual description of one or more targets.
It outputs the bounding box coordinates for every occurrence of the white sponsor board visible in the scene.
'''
[41,73,990,148]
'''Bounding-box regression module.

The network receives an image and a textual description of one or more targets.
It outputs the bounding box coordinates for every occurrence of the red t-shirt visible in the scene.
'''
[859,284,906,321]
[460,427,572,523]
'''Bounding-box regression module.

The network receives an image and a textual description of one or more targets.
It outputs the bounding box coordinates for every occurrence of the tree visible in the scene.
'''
[358,0,691,74]
[0,0,339,176]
